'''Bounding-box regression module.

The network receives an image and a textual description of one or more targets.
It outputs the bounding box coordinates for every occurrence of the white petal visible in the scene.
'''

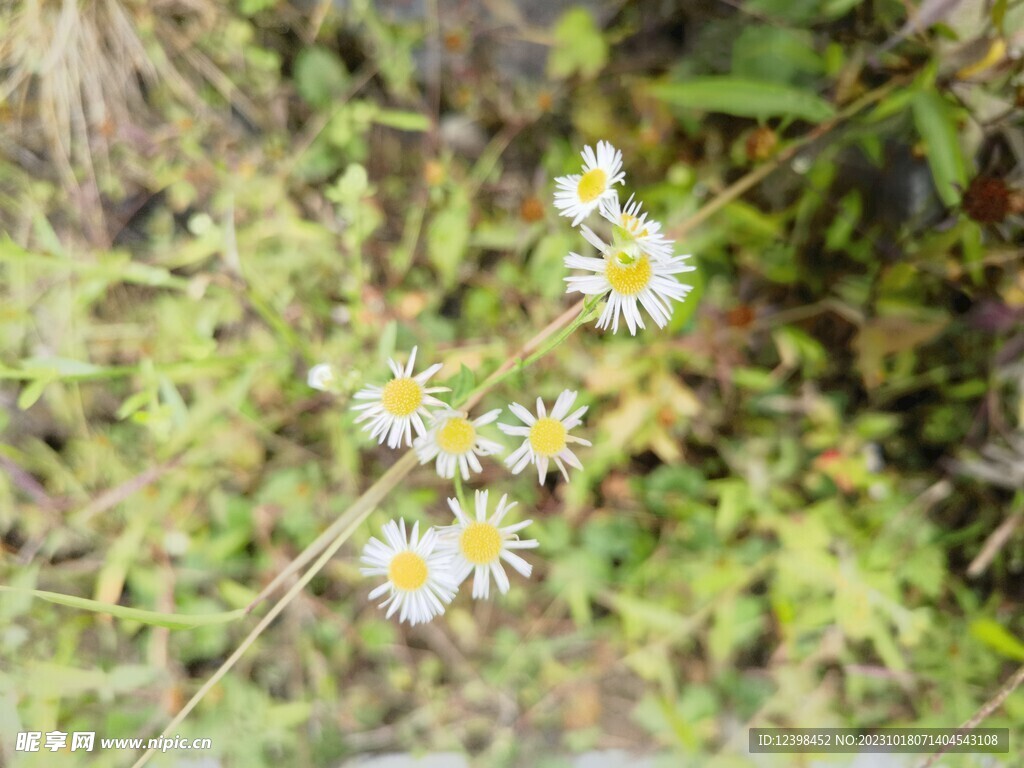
[499,550,533,579]
[506,402,537,426]
[551,390,578,420]
[490,561,510,594]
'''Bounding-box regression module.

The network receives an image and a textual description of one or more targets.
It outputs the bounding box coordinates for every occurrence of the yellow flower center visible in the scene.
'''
[388,551,428,591]
[459,522,502,565]
[436,417,476,454]
[529,417,567,457]
[605,253,652,296]
[380,377,422,417]
[577,168,607,203]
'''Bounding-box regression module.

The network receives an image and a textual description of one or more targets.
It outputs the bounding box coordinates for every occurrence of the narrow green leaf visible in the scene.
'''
[17,378,51,410]
[373,109,430,132]
[714,479,749,538]
[0,586,246,630]
[820,0,863,19]
[32,213,65,257]
[912,91,967,207]
[731,367,779,392]
[116,388,155,420]
[866,87,916,123]
[649,78,835,122]
[20,357,105,377]
[971,618,1024,661]
[118,261,183,288]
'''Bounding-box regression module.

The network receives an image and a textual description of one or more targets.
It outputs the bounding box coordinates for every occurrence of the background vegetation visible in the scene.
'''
[2,0,1023,766]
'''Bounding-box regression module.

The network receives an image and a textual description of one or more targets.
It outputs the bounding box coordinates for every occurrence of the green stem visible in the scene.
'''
[452,470,469,511]
[244,450,419,613]
[456,294,601,410]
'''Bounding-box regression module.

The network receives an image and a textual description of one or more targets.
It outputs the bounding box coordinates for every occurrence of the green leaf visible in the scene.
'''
[450,364,476,406]
[724,200,782,240]
[649,77,835,122]
[0,586,246,630]
[548,8,607,80]
[731,27,822,85]
[605,591,692,635]
[116,388,154,420]
[294,46,350,109]
[270,700,314,729]
[866,87,916,123]
[709,596,764,666]
[731,367,778,392]
[745,0,861,23]
[17,377,52,410]
[427,195,471,287]
[326,163,371,209]
[714,479,750,538]
[373,109,430,132]
[773,326,828,376]
[644,465,707,508]
[239,0,277,15]
[19,357,105,377]
[825,191,862,251]
[912,90,967,206]
[820,0,863,19]
[32,213,66,257]
[971,619,1024,661]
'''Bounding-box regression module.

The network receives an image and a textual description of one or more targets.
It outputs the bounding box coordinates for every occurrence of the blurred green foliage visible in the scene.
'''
[2,0,1024,766]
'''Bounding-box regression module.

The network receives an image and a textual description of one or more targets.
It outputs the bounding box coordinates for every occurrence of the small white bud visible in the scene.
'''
[307,363,336,392]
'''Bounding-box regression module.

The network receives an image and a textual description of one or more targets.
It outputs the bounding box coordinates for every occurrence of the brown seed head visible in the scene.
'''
[962,176,1011,224]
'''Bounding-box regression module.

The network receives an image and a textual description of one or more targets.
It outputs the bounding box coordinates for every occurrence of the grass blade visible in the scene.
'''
[0,586,245,630]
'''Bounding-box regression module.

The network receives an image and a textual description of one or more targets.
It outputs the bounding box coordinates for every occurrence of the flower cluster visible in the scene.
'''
[359,491,538,625]
[329,345,591,487]
[318,345,587,623]
[308,141,695,625]
[557,141,696,335]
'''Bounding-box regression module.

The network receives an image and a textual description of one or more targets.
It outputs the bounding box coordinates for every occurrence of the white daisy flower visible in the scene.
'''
[554,140,626,226]
[414,408,505,480]
[498,389,592,484]
[307,363,337,392]
[440,490,538,600]
[351,346,449,449]
[564,227,695,335]
[360,518,458,625]
[599,194,675,262]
